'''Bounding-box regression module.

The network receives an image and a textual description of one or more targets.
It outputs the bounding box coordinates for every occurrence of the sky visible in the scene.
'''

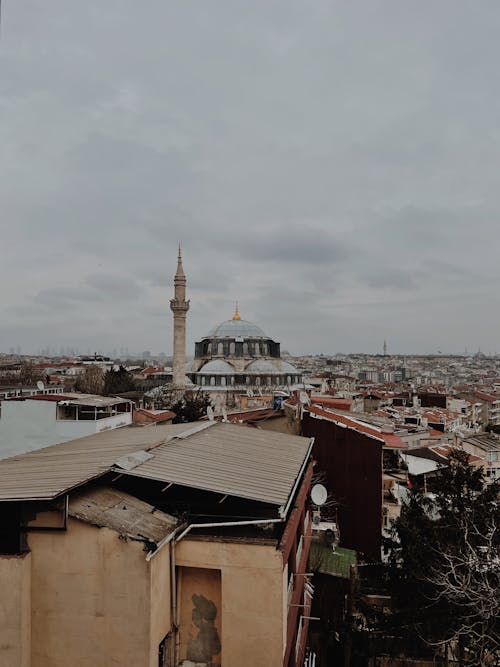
[1,1,500,356]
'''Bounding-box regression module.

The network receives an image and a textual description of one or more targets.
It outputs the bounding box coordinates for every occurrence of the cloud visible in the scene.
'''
[2,1,500,354]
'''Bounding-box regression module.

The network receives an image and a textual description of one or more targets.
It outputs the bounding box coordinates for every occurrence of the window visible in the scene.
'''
[158,634,171,667]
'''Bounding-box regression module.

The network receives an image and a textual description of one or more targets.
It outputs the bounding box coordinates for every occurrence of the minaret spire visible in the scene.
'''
[170,244,189,388]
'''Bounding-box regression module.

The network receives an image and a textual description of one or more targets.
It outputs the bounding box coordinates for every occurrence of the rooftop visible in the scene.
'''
[0,421,313,512]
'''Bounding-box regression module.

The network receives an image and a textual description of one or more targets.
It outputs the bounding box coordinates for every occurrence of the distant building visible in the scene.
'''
[0,393,133,460]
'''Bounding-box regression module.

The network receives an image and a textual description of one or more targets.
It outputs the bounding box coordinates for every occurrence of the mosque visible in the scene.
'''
[169,247,303,408]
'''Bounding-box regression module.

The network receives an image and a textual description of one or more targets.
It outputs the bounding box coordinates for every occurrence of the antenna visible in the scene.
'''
[37,380,45,391]
[206,406,214,421]
[310,484,328,506]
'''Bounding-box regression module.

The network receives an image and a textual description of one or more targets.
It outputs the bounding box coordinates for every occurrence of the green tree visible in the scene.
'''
[103,365,135,395]
[387,451,499,665]
[169,389,211,423]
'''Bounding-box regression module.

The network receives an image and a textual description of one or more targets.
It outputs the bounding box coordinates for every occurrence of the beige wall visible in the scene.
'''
[176,539,285,667]
[29,518,170,667]
[0,553,31,667]
[178,567,222,666]
[149,544,171,667]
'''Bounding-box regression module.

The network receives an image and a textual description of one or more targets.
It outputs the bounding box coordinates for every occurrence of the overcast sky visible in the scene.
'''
[1,2,500,356]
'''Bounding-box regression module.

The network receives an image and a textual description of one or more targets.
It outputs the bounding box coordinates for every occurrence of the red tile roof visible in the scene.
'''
[307,405,406,449]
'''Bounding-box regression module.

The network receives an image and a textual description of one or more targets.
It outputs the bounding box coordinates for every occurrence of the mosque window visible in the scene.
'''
[262,344,268,355]
[267,377,271,386]
[201,376,206,386]
[256,377,261,386]
[246,376,250,385]
[221,377,226,386]
[255,343,260,356]
[217,343,223,355]
[210,377,215,386]
[231,376,235,385]
[229,342,235,354]
[243,342,248,355]
[207,343,212,354]
[287,376,291,385]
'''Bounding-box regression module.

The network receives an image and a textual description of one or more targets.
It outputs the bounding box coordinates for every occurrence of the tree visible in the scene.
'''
[155,388,211,423]
[387,451,499,665]
[74,365,105,395]
[103,366,135,395]
[18,362,45,386]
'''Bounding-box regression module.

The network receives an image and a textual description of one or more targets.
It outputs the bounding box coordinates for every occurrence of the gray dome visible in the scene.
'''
[204,318,268,339]
[245,360,281,374]
[198,360,235,374]
[278,361,299,374]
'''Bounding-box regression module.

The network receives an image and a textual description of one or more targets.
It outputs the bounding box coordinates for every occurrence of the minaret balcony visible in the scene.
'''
[170,299,190,313]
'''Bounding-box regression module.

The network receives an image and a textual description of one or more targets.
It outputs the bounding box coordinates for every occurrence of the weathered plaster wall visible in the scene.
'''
[0,552,31,667]
[176,539,284,667]
[29,519,152,667]
[149,543,171,667]
[178,567,221,666]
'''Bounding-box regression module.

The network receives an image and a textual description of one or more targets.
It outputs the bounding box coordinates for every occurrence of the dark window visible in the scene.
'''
[158,633,171,667]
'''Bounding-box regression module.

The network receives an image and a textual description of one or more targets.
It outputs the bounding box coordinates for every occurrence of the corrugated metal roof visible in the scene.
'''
[0,423,193,501]
[8,393,130,407]
[113,421,312,508]
[69,486,177,544]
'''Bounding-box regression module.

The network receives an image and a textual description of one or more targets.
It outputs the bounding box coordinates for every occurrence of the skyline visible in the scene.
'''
[2,2,500,355]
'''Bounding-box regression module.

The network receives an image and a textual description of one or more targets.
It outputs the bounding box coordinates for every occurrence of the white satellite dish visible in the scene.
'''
[311,484,328,507]
[206,406,215,421]
[299,391,310,405]
[37,380,45,391]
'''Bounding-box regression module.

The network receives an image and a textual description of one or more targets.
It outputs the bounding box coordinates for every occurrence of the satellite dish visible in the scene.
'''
[300,391,310,405]
[206,406,214,421]
[222,407,228,423]
[37,380,45,391]
[311,484,328,506]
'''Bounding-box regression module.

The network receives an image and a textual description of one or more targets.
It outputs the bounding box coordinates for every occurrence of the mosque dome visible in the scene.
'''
[246,359,299,375]
[203,304,268,340]
[198,360,235,375]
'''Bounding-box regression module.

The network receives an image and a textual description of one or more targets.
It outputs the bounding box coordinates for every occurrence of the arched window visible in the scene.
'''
[267,376,272,386]
[229,342,235,355]
[256,377,261,386]
[207,343,212,355]
[243,342,248,355]
[210,377,215,386]
[231,376,235,385]
[255,343,260,356]
[201,376,206,386]
[246,376,250,385]
[217,342,223,355]
[221,377,226,386]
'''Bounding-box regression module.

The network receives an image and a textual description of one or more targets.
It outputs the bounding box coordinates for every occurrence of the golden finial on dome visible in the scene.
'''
[232,302,241,320]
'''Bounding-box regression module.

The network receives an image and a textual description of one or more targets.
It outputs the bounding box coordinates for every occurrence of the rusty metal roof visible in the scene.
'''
[0,421,312,509]
[113,421,313,509]
[0,423,193,501]
[69,486,177,545]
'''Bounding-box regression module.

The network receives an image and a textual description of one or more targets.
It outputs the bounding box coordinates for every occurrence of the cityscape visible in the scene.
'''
[1,3,499,667]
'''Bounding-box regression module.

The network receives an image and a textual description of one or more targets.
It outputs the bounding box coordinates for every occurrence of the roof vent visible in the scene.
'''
[114,450,154,471]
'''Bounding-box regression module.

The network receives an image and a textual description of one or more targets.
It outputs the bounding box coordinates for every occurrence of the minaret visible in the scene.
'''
[170,244,190,388]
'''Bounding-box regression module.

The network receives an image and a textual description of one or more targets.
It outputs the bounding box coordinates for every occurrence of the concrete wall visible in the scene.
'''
[149,543,172,667]
[29,518,166,667]
[0,401,131,460]
[0,553,31,667]
[176,539,285,667]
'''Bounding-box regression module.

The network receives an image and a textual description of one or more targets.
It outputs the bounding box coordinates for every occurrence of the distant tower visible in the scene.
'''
[170,244,190,388]
[383,340,388,356]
